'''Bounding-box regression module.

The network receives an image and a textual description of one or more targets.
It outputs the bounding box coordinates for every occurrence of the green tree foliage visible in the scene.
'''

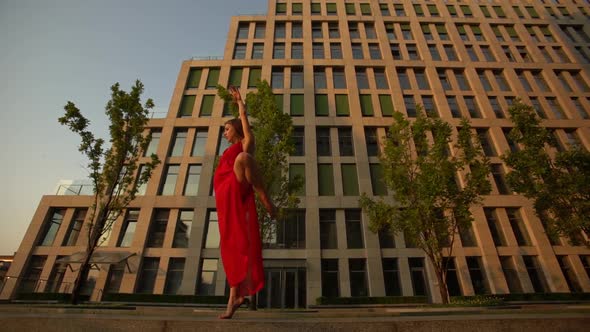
[217,80,303,246]
[359,109,491,304]
[58,80,160,304]
[502,101,590,246]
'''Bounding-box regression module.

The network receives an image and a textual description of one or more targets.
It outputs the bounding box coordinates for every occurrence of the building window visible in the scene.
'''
[164,258,185,295]
[360,3,371,15]
[447,96,461,118]
[365,127,379,157]
[494,70,510,91]
[369,44,381,59]
[315,94,329,116]
[422,96,437,117]
[318,164,335,195]
[338,127,354,156]
[228,68,243,88]
[252,43,264,59]
[104,262,125,294]
[360,94,374,117]
[349,259,368,296]
[369,163,387,196]
[18,256,47,293]
[491,164,510,195]
[170,129,187,156]
[321,259,339,297]
[365,23,376,40]
[271,210,305,249]
[311,2,321,15]
[409,258,428,296]
[507,208,531,246]
[312,22,323,38]
[523,256,549,293]
[237,23,249,39]
[291,22,302,39]
[466,257,489,294]
[186,68,202,89]
[415,69,429,90]
[248,67,261,88]
[136,257,160,294]
[290,94,304,116]
[273,43,285,59]
[374,69,389,89]
[356,68,369,89]
[557,256,582,293]
[217,127,232,155]
[444,45,458,61]
[330,43,343,59]
[271,67,284,89]
[352,43,363,59]
[233,43,246,59]
[38,208,65,246]
[289,164,305,196]
[203,210,219,249]
[254,23,265,39]
[455,70,470,90]
[147,210,169,247]
[465,96,481,118]
[319,209,337,249]
[407,44,420,60]
[171,210,193,248]
[199,95,215,117]
[326,2,337,15]
[118,209,139,247]
[159,164,179,195]
[341,164,359,196]
[328,22,340,38]
[275,22,286,38]
[291,67,304,89]
[331,68,345,89]
[378,224,396,249]
[178,95,195,117]
[335,94,350,116]
[481,46,495,62]
[62,209,86,246]
[190,129,208,157]
[500,256,523,293]
[291,127,304,156]
[459,224,478,247]
[404,95,416,117]
[477,129,497,156]
[183,165,201,196]
[292,3,302,15]
[443,258,462,296]
[345,209,364,249]
[349,22,360,39]
[401,23,412,40]
[429,44,441,61]
[291,43,303,59]
[198,259,218,295]
[313,43,325,59]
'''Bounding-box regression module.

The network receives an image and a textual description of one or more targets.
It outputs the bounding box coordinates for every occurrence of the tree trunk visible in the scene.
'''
[435,270,450,304]
[70,251,92,305]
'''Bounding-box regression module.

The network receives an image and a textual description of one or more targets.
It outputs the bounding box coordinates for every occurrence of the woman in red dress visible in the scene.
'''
[214,86,275,319]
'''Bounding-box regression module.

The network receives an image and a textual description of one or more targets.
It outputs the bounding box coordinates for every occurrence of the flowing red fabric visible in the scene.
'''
[213,142,264,297]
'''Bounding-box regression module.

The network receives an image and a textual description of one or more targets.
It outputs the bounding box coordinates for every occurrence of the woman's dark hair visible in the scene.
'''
[225,118,244,138]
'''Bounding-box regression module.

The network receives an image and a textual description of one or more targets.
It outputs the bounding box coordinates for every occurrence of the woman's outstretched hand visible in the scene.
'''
[229,85,242,103]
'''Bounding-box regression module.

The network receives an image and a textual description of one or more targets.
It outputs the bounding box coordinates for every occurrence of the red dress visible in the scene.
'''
[213,142,264,297]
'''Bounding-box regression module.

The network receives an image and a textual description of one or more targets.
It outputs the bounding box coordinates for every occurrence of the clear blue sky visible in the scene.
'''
[0,0,268,254]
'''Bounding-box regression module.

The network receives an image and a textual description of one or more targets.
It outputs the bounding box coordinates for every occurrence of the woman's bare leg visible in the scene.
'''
[219,286,245,319]
[234,152,277,218]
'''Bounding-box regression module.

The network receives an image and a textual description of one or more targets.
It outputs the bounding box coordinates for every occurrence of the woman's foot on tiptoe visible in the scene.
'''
[218,297,248,319]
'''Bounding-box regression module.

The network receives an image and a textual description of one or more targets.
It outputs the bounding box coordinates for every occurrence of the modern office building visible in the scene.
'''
[2,0,590,307]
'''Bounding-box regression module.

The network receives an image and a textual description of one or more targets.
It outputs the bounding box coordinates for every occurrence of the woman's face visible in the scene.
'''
[224,123,240,143]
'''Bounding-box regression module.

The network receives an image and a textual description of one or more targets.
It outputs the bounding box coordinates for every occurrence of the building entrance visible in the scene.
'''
[257,265,306,309]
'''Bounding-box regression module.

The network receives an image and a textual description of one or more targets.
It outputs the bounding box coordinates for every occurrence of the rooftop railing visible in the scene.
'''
[55,184,94,196]
[189,55,224,61]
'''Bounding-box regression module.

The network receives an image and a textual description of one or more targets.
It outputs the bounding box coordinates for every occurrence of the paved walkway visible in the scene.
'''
[1,303,589,331]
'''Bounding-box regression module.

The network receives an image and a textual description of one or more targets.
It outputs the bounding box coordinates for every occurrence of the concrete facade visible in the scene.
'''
[2,0,590,307]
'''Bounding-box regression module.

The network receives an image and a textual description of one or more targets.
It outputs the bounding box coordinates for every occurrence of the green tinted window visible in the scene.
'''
[318,164,335,196]
[291,94,304,116]
[206,68,220,89]
[370,163,387,195]
[379,95,394,116]
[360,95,374,116]
[248,68,261,88]
[199,95,215,117]
[186,68,202,88]
[289,164,305,196]
[336,94,350,116]
[315,94,329,116]
[178,95,196,117]
[229,68,243,87]
[341,164,359,196]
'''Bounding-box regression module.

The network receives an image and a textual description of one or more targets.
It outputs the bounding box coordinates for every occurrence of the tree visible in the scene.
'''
[502,100,590,246]
[58,80,160,304]
[359,109,491,304]
[217,80,302,307]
